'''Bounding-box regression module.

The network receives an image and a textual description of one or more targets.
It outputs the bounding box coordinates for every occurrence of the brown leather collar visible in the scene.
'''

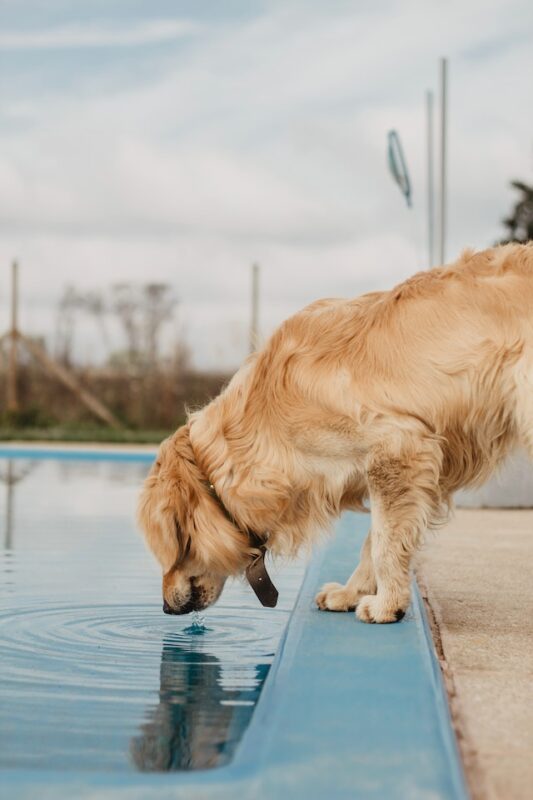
[245,531,279,608]
[205,480,278,608]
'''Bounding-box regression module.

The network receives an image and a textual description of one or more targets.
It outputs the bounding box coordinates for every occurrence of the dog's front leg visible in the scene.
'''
[355,443,441,623]
[315,531,377,611]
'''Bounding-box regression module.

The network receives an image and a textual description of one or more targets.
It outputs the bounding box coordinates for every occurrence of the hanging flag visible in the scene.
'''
[387,130,412,207]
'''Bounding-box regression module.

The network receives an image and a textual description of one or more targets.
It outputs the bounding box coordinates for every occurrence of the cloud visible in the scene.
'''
[0,229,420,370]
[0,0,531,368]
[0,19,198,50]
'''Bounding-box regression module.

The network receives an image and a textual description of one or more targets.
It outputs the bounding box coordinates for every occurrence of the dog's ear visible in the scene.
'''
[137,474,183,573]
[137,463,187,574]
[138,429,250,577]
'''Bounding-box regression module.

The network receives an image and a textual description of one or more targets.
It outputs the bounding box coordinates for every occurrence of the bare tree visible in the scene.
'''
[143,284,177,368]
[82,291,111,353]
[55,287,113,366]
[112,284,143,370]
[55,286,80,366]
[110,283,177,371]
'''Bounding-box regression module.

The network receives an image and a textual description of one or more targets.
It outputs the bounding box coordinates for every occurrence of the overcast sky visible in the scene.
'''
[0,0,532,369]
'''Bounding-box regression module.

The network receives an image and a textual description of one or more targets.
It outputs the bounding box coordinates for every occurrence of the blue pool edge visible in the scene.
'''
[0,444,157,462]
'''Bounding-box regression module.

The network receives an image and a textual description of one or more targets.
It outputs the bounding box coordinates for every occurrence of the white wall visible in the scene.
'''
[456,452,533,508]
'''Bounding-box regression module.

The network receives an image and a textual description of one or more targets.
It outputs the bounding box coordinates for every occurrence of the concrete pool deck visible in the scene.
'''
[417,509,533,800]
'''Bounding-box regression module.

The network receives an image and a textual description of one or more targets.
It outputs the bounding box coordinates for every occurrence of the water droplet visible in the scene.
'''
[184,610,207,635]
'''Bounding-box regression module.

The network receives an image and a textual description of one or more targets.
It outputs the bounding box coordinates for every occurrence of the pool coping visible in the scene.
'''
[0,443,156,461]
[1,448,468,799]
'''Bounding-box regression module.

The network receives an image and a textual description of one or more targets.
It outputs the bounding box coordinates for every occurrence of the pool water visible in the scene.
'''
[0,455,306,773]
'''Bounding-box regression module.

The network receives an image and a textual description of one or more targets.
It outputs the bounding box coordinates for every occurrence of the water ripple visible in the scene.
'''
[0,456,306,772]
[0,601,283,690]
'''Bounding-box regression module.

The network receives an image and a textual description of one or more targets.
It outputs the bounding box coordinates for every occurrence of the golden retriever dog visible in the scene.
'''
[138,243,533,623]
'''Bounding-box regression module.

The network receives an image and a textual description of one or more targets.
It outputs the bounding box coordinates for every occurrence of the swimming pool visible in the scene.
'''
[0,446,468,799]
[0,450,306,774]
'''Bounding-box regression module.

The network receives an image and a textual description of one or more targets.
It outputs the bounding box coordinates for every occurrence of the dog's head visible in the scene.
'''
[137,426,252,615]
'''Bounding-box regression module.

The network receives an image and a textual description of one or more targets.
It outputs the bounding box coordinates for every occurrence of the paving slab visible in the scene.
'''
[417,509,533,800]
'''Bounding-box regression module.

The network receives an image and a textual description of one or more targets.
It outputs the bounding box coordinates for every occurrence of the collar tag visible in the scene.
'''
[245,548,278,608]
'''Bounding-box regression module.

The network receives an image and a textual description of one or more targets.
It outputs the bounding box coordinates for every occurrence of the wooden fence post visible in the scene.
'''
[7,260,19,413]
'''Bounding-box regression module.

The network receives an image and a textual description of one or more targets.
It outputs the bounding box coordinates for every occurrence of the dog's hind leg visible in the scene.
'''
[315,531,377,612]
[356,438,442,624]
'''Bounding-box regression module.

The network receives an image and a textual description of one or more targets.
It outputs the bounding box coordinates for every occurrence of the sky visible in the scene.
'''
[0,0,532,370]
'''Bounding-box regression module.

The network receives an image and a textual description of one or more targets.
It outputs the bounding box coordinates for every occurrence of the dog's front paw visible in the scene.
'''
[315,582,358,612]
[355,594,407,624]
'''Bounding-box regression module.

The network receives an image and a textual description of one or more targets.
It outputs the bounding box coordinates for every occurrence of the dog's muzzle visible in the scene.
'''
[163,582,205,615]
[163,599,200,615]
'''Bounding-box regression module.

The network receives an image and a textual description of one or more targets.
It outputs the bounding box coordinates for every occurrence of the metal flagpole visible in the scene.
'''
[438,58,448,265]
[426,90,435,268]
[249,263,260,354]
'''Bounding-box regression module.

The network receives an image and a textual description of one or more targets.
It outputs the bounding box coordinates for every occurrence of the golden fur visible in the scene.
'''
[138,244,533,622]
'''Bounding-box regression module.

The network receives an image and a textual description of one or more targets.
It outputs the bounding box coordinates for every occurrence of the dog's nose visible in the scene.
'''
[163,600,177,615]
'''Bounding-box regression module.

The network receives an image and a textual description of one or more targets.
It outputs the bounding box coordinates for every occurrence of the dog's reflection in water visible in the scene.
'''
[130,635,269,771]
